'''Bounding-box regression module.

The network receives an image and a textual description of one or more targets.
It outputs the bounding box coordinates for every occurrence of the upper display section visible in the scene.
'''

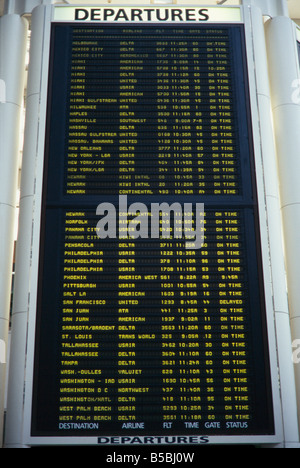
[45,24,253,204]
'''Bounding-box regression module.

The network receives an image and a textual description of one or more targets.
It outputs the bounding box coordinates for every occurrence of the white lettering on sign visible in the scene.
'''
[97,435,210,444]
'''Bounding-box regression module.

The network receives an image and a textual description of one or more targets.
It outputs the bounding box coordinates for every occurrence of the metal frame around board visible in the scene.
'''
[19,4,283,446]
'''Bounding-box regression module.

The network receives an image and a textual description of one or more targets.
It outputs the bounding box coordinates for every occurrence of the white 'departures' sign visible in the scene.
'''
[53,5,242,23]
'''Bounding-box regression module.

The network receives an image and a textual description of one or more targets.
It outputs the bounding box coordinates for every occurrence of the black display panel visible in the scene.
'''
[31,24,274,439]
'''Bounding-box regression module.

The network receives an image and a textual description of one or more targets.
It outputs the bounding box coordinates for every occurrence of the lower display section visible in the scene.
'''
[31,206,274,436]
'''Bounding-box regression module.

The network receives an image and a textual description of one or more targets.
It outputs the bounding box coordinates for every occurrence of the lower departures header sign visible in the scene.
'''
[26,5,279,444]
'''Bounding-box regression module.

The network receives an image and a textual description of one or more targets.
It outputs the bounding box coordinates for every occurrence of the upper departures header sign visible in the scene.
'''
[53,6,242,22]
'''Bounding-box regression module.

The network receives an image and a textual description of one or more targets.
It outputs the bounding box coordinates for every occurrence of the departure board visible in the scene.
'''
[31,23,275,440]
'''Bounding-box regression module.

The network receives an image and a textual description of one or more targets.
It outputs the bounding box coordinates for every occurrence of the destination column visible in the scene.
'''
[59,210,115,428]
